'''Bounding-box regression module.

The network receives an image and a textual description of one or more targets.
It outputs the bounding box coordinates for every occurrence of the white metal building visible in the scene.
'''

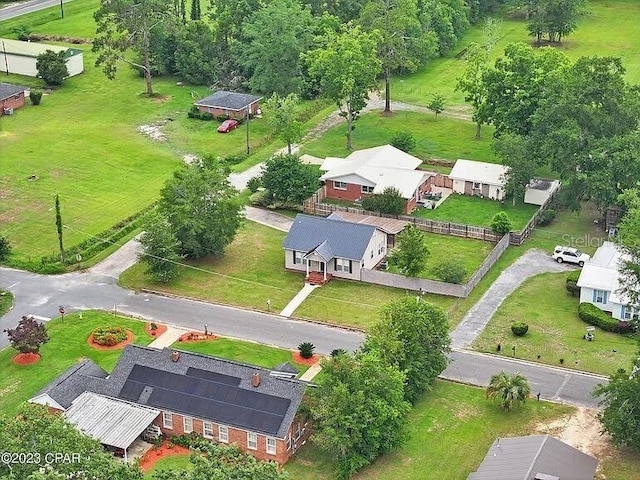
[0,38,84,77]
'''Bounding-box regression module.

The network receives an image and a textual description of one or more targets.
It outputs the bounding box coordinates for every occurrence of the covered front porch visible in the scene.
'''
[303,254,332,285]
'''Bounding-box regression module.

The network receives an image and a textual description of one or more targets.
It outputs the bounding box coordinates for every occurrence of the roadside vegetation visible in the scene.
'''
[0,290,13,317]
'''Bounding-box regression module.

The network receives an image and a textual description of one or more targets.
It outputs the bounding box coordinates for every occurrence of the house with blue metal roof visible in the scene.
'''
[283,214,387,283]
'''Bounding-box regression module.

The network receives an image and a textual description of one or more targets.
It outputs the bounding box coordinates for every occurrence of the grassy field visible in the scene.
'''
[389,0,640,108]
[143,454,192,479]
[285,380,574,480]
[386,231,493,282]
[472,272,638,376]
[170,337,312,375]
[302,111,498,162]
[413,194,540,230]
[0,290,13,316]
[0,310,154,415]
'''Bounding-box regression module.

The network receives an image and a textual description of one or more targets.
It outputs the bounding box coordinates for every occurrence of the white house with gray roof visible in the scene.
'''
[283,214,387,282]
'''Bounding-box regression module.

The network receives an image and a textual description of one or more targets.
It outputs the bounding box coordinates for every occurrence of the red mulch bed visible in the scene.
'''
[292,352,322,366]
[145,322,168,338]
[12,353,41,365]
[139,441,190,472]
[87,329,134,350]
[177,331,219,343]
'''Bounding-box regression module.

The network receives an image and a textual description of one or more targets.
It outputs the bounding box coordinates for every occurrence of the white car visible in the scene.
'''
[552,246,590,267]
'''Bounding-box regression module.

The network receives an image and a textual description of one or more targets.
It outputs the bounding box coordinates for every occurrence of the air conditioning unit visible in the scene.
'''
[3,108,14,115]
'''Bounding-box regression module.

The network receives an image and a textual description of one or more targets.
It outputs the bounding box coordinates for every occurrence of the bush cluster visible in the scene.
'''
[187,106,213,121]
[565,270,580,296]
[29,90,43,105]
[171,432,201,448]
[538,208,556,226]
[390,131,416,153]
[92,326,127,346]
[578,303,635,334]
[511,322,529,336]
[433,259,466,284]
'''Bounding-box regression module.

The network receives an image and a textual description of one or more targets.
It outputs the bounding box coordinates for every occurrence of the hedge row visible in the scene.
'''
[578,302,635,334]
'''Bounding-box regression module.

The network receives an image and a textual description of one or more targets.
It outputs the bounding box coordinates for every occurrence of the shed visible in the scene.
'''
[524,178,560,206]
[0,38,84,77]
[449,159,508,201]
[194,90,262,119]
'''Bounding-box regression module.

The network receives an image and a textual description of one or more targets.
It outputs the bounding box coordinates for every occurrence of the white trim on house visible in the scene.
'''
[266,436,277,455]
[219,425,229,443]
[163,411,173,429]
[183,416,193,433]
[247,431,258,450]
[203,421,214,439]
[29,393,65,411]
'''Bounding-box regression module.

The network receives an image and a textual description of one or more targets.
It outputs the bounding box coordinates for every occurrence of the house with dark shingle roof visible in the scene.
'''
[30,345,309,464]
[283,214,387,283]
[468,435,598,480]
[0,82,28,115]
[194,90,262,120]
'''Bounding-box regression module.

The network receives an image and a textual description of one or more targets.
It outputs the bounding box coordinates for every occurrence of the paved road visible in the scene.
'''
[0,0,72,21]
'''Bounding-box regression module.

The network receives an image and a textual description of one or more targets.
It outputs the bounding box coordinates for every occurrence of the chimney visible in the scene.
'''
[171,351,180,362]
[252,372,261,387]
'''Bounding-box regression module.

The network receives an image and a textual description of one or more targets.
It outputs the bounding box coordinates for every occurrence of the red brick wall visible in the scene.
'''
[325,181,367,202]
[197,103,260,120]
[1,92,25,115]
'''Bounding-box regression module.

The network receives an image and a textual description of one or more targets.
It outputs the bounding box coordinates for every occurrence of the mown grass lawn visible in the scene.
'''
[0,310,154,416]
[386,232,493,283]
[285,380,574,480]
[302,111,498,162]
[472,272,637,376]
[170,337,311,375]
[0,290,13,316]
[413,194,539,231]
[143,454,192,479]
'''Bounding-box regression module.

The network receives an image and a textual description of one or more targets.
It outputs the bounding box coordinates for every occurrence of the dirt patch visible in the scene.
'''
[87,329,134,350]
[139,440,190,473]
[12,353,41,365]
[292,352,322,366]
[177,331,219,343]
[145,322,168,338]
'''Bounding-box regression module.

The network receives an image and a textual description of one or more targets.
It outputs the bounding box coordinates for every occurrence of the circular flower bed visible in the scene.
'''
[92,326,128,346]
[12,352,41,365]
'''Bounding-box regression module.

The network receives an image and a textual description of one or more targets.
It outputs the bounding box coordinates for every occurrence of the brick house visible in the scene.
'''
[30,345,309,464]
[319,145,435,214]
[194,91,262,120]
[0,83,28,115]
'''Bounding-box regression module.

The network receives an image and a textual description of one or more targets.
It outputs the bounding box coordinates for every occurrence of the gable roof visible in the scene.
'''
[327,211,407,235]
[0,38,82,58]
[283,214,378,262]
[319,145,433,199]
[577,241,634,304]
[468,435,598,480]
[449,159,508,186]
[194,91,262,111]
[0,82,27,101]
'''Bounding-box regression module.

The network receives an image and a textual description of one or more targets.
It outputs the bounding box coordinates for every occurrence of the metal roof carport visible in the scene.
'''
[64,392,160,462]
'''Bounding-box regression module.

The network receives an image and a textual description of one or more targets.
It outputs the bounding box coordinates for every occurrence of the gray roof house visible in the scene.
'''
[194,90,262,119]
[0,83,27,101]
[29,345,308,464]
[283,214,387,283]
[468,435,599,480]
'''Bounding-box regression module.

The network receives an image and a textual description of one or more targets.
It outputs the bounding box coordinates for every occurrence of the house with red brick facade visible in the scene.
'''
[194,91,262,120]
[30,345,309,464]
[319,145,435,213]
[0,83,28,115]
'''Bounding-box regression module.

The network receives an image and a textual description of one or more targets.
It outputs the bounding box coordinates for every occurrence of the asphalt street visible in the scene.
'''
[0,0,72,21]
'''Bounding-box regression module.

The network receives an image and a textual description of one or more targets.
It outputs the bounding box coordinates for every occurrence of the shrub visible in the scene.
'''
[187,106,213,120]
[361,186,405,215]
[298,342,315,359]
[92,326,127,346]
[538,208,556,226]
[331,348,347,357]
[566,270,580,296]
[390,131,416,153]
[0,236,11,261]
[491,211,512,235]
[511,322,529,336]
[29,90,43,105]
[578,303,636,334]
[250,190,272,207]
[150,322,158,330]
[247,176,262,193]
[171,432,200,448]
[12,24,31,41]
[221,154,245,166]
[433,259,467,284]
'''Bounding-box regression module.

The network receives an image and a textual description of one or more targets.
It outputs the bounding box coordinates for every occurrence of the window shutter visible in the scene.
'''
[592,289,597,302]
[621,305,626,319]
[349,260,352,274]
[603,291,608,304]
[335,259,338,270]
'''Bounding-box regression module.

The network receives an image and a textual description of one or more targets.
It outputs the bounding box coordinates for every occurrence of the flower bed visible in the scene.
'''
[12,353,41,365]
[145,322,168,338]
[139,440,190,472]
[177,332,219,343]
[87,328,134,350]
[292,351,322,366]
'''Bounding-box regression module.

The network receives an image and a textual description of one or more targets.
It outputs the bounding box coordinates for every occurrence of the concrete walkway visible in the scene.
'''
[245,206,293,232]
[299,362,323,382]
[450,249,575,349]
[229,163,264,191]
[280,283,318,317]
[148,326,189,349]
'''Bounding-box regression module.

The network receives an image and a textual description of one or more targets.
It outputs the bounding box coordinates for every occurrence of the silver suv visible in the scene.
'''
[552,246,590,267]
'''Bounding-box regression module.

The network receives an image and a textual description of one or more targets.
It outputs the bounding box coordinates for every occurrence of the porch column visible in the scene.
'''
[305,259,309,277]
[323,262,327,281]
[124,447,128,463]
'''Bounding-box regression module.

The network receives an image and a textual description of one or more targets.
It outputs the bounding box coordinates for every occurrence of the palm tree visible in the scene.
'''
[485,371,531,411]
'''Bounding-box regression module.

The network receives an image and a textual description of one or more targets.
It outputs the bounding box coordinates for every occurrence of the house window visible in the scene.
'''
[266,437,277,455]
[594,289,607,303]
[203,422,213,439]
[335,258,351,273]
[183,417,193,433]
[163,412,173,429]
[473,182,481,189]
[247,432,258,450]
[334,181,347,190]
[624,307,640,320]
[361,185,374,194]
[219,425,229,443]
[293,251,307,265]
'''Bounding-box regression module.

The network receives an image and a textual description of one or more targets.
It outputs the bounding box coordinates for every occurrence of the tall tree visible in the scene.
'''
[494,133,539,206]
[4,315,49,355]
[390,224,428,277]
[359,0,436,114]
[364,298,450,403]
[36,50,69,86]
[310,351,410,479]
[174,20,220,85]
[54,193,64,261]
[190,0,200,19]
[261,153,320,204]
[263,93,303,154]
[138,211,182,283]
[93,0,173,95]
[527,0,586,44]
[238,0,315,95]
[616,189,640,309]
[485,371,531,411]
[158,159,243,258]
[305,23,382,149]
[419,0,470,57]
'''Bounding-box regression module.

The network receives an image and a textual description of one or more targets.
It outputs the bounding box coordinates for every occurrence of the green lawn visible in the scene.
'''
[170,337,311,375]
[413,194,539,231]
[302,111,497,162]
[143,454,192,479]
[0,311,154,415]
[0,290,13,316]
[285,380,574,480]
[386,232,493,283]
[389,1,640,109]
[473,272,637,376]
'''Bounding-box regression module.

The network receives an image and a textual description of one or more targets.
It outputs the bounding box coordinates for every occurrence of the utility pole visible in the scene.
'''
[60,0,64,19]
[2,41,9,75]
[246,105,250,155]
